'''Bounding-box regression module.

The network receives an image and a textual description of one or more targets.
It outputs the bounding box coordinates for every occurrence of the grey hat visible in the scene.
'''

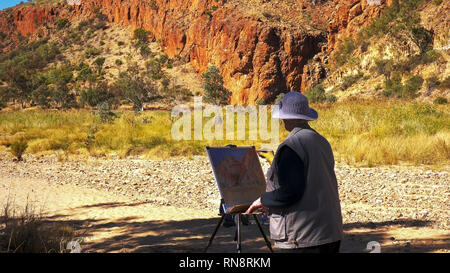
[272,91,318,120]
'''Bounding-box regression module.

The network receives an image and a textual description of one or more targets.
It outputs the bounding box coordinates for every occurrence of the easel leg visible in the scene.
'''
[236,213,242,253]
[253,214,274,253]
[204,214,225,253]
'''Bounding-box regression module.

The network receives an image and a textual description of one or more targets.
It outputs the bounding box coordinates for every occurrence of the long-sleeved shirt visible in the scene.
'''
[261,145,306,208]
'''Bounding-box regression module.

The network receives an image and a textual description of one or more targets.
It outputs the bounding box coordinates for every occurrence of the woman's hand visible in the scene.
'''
[245,197,268,214]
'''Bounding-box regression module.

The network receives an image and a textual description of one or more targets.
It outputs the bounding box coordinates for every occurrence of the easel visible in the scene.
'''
[204,200,273,253]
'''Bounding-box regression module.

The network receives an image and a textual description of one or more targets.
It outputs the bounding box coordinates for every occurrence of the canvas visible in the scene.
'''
[206,146,266,213]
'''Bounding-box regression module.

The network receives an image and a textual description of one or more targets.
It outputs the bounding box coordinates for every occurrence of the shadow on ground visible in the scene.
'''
[40,202,449,253]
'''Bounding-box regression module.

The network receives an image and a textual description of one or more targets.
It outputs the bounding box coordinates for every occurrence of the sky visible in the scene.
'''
[0,0,28,11]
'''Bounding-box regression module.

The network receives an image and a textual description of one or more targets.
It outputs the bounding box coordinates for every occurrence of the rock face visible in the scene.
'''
[0,0,388,103]
[327,0,387,51]
[72,0,327,104]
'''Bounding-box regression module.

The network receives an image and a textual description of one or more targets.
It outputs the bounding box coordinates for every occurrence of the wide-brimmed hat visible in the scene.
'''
[272,91,318,120]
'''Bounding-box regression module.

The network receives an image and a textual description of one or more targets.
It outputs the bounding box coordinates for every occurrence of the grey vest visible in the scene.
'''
[266,127,343,248]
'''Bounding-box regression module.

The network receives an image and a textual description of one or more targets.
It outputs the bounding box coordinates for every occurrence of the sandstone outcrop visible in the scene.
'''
[0,0,391,103]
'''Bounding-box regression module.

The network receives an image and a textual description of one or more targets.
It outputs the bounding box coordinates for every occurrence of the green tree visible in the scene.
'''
[201,65,230,105]
[411,27,434,54]
[46,66,76,108]
[133,28,149,47]
[31,84,52,108]
[305,84,326,103]
[113,63,156,112]
[2,67,33,108]
[80,82,114,108]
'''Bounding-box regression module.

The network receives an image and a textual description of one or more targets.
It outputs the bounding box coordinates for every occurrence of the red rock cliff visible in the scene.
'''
[73,0,327,104]
[0,0,387,104]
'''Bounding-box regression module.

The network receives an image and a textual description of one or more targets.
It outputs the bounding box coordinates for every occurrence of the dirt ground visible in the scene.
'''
[1,174,448,253]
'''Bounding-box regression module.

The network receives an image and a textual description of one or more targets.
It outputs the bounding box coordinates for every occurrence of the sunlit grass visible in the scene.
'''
[0,98,449,166]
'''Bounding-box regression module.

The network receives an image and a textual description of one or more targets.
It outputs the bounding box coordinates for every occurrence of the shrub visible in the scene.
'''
[31,85,52,108]
[433,97,447,105]
[425,76,440,91]
[341,73,363,90]
[334,37,356,67]
[411,27,434,54]
[133,28,149,45]
[139,44,151,58]
[96,101,117,123]
[115,59,123,66]
[382,74,403,98]
[438,76,450,91]
[77,65,93,81]
[93,57,106,73]
[402,75,423,98]
[10,139,28,161]
[0,199,84,253]
[159,54,169,65]
[113,64,156,112]
[383,75,423,99]
[373,59,394,79]
[326,94,338,104]
[305,84,326,103]
[80,85,114,108]
[117,41,125,46]
[56,18,70,30]
[84,47,102,58]
[201,65,230,105]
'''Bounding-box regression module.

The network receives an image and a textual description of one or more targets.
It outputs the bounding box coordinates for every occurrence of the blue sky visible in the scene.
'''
[0,0,26,11]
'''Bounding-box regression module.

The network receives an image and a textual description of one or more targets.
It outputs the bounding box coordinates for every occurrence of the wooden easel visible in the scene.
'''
[204,200,273,253]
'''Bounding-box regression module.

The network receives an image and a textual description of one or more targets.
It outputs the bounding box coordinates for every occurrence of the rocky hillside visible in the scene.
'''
[0,0,448,104]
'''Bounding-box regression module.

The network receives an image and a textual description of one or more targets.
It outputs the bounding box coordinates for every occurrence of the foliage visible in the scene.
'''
[93,57,106,73]
[333,37,356,67]
[84,47,102,58]
[133,28,150,46]
[112,63,156,112]
[10,139,28,161]
[80,82,114,108]
[325,94,338,104]
[305,84,326,103]
[201,65,230,105]
[0,100,448,165]
[139,44,151,58]
[383,74,423,99]
[55,18,70,30]
[341,73,363,90]
[433,97,447,105]
[411,27,434,54]
[96,101,117,123]
[1,199,84,253]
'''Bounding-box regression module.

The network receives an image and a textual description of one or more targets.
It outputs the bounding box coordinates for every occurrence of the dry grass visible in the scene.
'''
[0,98,448,166]
[0,197,84,253]
[312,99,450,166]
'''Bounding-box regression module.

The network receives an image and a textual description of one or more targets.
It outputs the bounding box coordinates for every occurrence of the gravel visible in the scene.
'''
[0,152,448,229]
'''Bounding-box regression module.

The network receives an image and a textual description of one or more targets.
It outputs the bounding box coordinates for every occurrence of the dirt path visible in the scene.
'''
[0,153,449,253]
